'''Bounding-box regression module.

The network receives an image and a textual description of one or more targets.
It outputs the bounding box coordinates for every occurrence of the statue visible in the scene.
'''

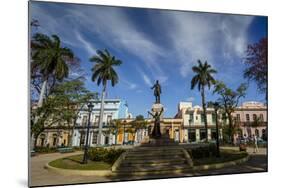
[148,108,163,138]
[151,80,161,104]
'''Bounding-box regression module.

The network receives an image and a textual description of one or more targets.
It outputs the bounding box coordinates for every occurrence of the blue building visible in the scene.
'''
[72,99,132,146]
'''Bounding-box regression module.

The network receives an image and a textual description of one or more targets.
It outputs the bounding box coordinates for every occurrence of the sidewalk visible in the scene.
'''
[221,146,267,155]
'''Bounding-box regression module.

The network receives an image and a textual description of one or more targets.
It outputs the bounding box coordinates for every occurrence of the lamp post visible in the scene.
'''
[82,102,94,164]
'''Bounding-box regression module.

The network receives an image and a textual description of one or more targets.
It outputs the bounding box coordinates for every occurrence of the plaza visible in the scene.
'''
[30,146,267,187]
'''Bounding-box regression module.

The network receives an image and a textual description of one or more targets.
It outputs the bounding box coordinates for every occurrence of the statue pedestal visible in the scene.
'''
[151,103,164,117]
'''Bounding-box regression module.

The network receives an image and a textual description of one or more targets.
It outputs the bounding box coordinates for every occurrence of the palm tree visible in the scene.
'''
[31,33,74,107]
[191,60,217,142]
[90,49,122,145]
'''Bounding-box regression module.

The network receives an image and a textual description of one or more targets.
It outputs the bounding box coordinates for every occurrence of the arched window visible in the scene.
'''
[39,134,46,147]
[52,134,57,147]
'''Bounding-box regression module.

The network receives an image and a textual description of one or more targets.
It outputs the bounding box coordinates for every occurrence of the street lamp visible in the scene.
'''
[82,102,94,164]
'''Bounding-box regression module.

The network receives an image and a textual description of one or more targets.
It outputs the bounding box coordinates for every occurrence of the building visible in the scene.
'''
[175,102,223,142]
[232,101,267,141]
[72,99,132,147]
[34,98,132,148]
[34,100,267,148]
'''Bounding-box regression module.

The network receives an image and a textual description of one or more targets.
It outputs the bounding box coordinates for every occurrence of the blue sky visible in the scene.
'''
[30,1,268,117]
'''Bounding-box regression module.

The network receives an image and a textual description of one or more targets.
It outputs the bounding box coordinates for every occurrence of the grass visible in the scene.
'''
[49,154,112,170]
[193,149,248,166]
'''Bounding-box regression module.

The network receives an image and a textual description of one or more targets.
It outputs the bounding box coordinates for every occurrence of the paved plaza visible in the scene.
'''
[29,147,267,187]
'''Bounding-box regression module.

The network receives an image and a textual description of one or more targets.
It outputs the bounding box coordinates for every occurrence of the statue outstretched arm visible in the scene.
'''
[159,108,164,116]
[148,111,154,117]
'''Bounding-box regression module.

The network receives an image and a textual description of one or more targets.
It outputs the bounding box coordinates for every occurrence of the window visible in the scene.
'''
[246,114,250,121]
[92,132,98,144]
[211,129,217,140]
[80,132,85,146]
[95,116,100,123]
[200,114,205,123]
[260,114,264,122]
[189,113,194,123]
[82,115,87,126]
[188,129,196,142]
[236,114,241,122]
[52,134,57,146]
[212,113,216,123]
[253,114,257,121]
[107,115,112,124]
[200,129,206,140]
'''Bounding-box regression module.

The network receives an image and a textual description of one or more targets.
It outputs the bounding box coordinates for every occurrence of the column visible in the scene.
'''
[196,129,200,142]
[185,129,189,143]
[207,129,211,140]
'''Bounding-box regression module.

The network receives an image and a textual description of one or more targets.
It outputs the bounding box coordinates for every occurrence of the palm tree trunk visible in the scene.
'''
[201,86,208,142]
[37,79,47,107]
[227,111,234,144]
[97,84,106,145]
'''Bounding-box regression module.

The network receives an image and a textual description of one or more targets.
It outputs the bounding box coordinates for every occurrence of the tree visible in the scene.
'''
[90,49,122,145]
[244,37,268,100]
[207,101,221,157]
[213,81,247,144]
[109,119,123,144]
[51,79,97,146]
[191,60,217,142]
[31,33,74,107]
[131,115,149,143]
[31,79,97,148]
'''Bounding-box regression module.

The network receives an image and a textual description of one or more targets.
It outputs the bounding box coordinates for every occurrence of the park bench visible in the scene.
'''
[31,150,36,157]
[57,147,74,153]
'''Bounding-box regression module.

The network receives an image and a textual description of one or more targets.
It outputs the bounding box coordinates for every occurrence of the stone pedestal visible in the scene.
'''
[151,103,164,117]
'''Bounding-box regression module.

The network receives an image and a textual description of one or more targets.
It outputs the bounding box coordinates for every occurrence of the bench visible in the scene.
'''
[57,147,74,153]
[31,150,36,157]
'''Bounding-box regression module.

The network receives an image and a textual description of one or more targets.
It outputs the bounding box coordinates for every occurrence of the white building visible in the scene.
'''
[175,102,223,142]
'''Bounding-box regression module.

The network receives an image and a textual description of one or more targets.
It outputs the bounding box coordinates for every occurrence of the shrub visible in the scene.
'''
[34,146,57,153]
[88,147,125,164]
[187,144,217,159]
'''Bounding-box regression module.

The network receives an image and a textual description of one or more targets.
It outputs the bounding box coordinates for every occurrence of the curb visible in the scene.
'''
[112,150,129,171]
[44,163,113,176]
[192,154,250,171]
[45,154,249,176]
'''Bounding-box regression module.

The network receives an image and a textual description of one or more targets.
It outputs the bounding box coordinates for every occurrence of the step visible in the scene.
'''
[119,160,187,168]
[132,146,183,151]
[117,164,189,172]
[120,158,186,164]
[125,154,185,160]
[127,150,183,156]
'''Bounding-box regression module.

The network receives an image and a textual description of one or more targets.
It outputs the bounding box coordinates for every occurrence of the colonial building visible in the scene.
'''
[232,101,267,141]
[34,100,267,148]
[72,99,132,147]
[175,102,223,142]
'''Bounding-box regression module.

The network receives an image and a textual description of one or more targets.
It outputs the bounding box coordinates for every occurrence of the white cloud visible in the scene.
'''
[122,79,137,90]
[31,3,254,83]
[143,74,153,87]
[75,31,96,56]
[161,12,254,77]
[186,97,195,102]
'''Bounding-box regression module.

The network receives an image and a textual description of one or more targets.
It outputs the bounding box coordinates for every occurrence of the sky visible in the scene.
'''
[30,1,268,118]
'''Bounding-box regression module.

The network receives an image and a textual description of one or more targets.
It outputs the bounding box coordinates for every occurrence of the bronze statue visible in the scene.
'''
[151,80,161,104]
[148,108,163,138]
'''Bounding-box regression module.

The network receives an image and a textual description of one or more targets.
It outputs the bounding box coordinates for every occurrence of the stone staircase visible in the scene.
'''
[113,144,193,175]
